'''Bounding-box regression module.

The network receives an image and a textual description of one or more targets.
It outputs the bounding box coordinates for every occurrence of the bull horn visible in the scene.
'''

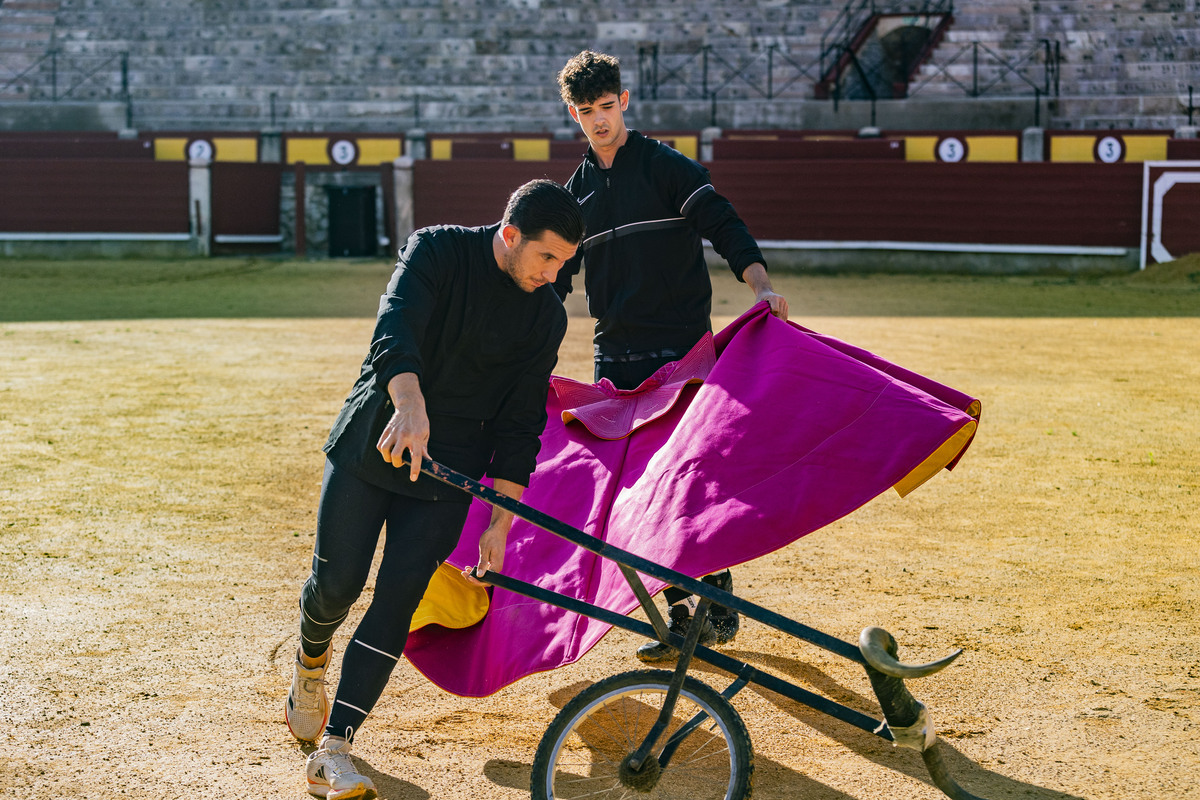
[859,626,962,679]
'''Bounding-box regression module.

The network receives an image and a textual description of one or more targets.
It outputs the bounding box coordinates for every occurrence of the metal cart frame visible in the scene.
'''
[420,457,985,800]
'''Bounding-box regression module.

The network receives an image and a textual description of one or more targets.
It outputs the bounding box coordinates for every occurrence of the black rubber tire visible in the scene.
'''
[530,669,754,800]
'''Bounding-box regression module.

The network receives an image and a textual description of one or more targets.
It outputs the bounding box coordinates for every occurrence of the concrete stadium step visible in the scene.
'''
[15,0,1199,131]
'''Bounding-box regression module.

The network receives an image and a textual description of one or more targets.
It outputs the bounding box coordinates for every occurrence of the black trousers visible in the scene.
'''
[298,458,469,742]
[593,353,678,389]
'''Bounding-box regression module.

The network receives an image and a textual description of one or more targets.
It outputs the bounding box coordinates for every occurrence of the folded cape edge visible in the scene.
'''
[893,418,977,497]
[409,562,490,633]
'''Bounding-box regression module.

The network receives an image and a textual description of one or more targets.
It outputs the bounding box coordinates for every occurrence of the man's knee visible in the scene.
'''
[302,575,363,623]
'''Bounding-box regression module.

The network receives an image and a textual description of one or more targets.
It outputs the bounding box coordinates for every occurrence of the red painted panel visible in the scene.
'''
[707,161,1143,247]
[447,140,515,159]
[412,160,577,230]
[550,140,588,160]
[1167,139,1200,160]
[712,138,904,160]
[211,163,281,236]
[0,138,155,159]
[0,160,188,233]
[412,159,1144,249]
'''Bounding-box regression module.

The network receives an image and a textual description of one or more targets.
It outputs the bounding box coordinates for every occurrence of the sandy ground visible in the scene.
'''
[1,264,1197,799]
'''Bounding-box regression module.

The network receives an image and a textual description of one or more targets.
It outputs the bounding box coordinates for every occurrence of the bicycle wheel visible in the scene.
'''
[531,669,754,800]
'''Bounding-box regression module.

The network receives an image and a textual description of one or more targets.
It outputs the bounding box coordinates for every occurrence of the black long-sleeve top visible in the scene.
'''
[553,130,765,359]
[324,224,567,502]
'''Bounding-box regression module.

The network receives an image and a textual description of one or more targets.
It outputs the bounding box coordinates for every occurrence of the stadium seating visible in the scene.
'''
[1,0,1196,132]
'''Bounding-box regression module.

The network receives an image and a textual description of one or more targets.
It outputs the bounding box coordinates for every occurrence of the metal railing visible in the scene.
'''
[0,49,129,102]
[637,34,1062,111]
[636,43,823,103]
[906,38,1061,99]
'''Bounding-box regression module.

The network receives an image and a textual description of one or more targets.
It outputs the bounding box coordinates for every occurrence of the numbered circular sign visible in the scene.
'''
[329,139,359,166]
[936,137,967,163]
[187,139,214,160]
[1095,135,1125,163]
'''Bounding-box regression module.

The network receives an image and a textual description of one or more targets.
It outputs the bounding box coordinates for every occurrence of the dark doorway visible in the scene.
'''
[327,186,377,257]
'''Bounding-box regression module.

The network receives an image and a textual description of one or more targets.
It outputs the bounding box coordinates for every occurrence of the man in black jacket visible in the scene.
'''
[286,180,583,800]
[555,50,789,663]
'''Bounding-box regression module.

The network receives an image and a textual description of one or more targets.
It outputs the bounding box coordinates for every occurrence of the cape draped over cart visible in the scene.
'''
[405,304,981,698]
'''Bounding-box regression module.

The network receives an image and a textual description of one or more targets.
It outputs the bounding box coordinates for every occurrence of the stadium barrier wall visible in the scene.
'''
[4,125,1198,269]
[404,158,1141,274]
[0,158,204,258]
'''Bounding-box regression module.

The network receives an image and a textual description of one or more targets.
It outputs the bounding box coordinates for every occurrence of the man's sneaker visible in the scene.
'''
[636,603,716,663]
[306,737,377,800]
[286,651,330,743]
[704,571,740,646]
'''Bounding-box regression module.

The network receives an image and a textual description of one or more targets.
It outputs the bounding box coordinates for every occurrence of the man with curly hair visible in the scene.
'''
[555,49,790,663]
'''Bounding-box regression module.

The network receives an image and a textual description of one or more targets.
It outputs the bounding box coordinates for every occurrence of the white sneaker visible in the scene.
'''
[306,737,377,800]
[285,651,329,743]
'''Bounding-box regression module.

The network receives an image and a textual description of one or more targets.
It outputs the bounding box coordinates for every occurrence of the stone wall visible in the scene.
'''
[1,0,1196,132]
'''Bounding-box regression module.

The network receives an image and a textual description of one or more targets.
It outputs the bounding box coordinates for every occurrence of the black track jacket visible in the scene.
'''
[553,130,766,359]
[324,224,567,502]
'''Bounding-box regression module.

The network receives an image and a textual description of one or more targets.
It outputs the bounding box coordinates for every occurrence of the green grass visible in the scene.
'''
[0,258,393,321]
[1,255,1197,322]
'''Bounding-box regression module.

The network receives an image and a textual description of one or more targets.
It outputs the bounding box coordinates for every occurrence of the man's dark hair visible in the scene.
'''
[503,179,585,245]
[557,50,622,106]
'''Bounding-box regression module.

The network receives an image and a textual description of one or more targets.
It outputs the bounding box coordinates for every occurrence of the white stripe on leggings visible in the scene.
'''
[352,638,400,661]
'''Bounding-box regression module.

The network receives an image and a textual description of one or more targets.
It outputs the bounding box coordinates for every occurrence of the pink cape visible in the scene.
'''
[405,304,980,697]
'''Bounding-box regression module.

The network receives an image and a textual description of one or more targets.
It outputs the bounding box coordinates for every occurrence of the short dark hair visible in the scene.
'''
[557,50,622,106]
[502,179,585,245]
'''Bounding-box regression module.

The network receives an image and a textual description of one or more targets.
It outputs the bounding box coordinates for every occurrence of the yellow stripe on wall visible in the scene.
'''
[671,136,698,160]
[287,138,331,165]
[512,139,550,161]
[904,136,939,161]
[212,137,258,163]
[1050,136,1098,162]
[357,139,403,164]
[1122,135,1169,162]
[964,135,1018,162]
[431,140,453,160]
[154,138,188,160]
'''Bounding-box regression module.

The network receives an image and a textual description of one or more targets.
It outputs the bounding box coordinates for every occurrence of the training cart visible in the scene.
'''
[421,457,988,800]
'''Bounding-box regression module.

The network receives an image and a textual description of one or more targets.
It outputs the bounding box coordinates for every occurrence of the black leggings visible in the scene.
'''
[299,459,469,742]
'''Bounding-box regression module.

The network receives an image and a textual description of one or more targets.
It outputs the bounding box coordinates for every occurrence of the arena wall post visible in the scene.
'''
[1021,127,1045,162]
[188,157,212,256]
[393,156,415,244]
[700,126,722,162]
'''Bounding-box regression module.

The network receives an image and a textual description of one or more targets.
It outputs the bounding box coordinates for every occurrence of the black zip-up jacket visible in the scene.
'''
[324,224,567,502]
[553,130,766,359]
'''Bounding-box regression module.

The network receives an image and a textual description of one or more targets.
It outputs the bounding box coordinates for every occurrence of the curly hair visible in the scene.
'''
[557,50,622,106]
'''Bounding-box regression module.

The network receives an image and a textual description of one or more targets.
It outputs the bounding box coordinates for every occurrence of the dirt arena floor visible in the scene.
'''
[2,257,1197,799]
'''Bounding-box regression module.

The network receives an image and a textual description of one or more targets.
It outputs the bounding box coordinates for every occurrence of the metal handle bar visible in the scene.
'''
[418,456,865,664]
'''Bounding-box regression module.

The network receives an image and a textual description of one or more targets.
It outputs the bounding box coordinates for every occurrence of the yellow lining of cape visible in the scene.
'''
[410,562,490,632]
[893,419,978,498]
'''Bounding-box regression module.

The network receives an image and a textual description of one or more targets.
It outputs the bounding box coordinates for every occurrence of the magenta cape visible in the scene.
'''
[405,304,980,697]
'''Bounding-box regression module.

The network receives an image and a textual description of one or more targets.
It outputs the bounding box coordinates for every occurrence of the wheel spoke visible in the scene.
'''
[535,671,752,800]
